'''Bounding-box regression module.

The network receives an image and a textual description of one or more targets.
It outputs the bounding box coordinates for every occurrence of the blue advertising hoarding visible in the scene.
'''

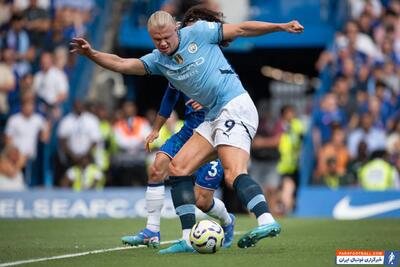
[0,189,176,219]
[295,187,400,219]
[1,188,399,219]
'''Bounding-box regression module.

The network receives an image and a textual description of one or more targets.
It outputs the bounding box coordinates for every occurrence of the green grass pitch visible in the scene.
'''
[0,216,399,267]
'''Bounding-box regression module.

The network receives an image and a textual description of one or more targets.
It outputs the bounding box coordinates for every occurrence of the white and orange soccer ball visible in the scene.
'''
[189,220,224,254]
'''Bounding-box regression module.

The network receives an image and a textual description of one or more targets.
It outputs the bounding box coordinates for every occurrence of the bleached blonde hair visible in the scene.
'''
[147,11,176,30]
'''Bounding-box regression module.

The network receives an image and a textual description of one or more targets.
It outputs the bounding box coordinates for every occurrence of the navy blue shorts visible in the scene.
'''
[159,125,224,190]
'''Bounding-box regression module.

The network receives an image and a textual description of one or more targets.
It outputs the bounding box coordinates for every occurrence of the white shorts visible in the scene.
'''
[195,93,259,154]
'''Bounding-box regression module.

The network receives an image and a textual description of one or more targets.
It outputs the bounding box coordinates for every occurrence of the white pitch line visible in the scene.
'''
[0,231,245,267]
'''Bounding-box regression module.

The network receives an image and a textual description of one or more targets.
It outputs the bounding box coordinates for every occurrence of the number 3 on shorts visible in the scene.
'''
[207,161,219,177]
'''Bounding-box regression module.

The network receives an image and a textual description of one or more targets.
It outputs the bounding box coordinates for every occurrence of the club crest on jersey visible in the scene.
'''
[174,54,184,64]
[188,42,198,54]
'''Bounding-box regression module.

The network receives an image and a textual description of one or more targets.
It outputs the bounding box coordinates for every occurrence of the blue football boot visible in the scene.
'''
[222,213,235,248]
[237,221,281,248]
[121,228,160,248]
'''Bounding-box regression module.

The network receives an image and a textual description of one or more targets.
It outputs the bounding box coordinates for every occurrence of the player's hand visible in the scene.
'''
[285,20,304,34]
[145,130,159,152]
[70,38,93,56]
[186,99,203,111]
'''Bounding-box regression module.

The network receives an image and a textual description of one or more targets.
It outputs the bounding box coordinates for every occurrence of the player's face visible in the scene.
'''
[149,23,179,55]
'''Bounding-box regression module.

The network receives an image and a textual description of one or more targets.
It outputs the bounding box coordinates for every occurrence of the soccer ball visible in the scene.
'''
[189,220,224,254]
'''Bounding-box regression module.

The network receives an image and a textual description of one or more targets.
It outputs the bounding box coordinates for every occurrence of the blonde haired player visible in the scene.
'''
[71,9,303,253]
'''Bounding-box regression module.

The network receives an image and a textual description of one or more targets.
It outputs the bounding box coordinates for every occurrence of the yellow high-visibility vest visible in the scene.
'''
[277,119,304,174]
[69,164,104,191]
[359,159,395,190]
[150,120,184,150]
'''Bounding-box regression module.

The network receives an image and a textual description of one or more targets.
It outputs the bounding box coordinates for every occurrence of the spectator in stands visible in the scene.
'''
[343,19,376,60]
[345,141,369,186]
[2,47,32,115]
[373,9,400,51]
[0,50,16,102]
[358,11,374,38]
[2,43,31,79]
[111,100,151,186]
[22,0,51,49]
[33,52,69,120]
[0,144,26,191]
[61,154,104,191]
[367,95,391,130]
[0,0,13,28]
[332,76,359,129]
[4,96,50,162]
[382,60,400,94]
[276,105,304,215]
[44,17,70,52]
[348,0,383,20]
[348,112,387,158]
[57,99,101,183]
[312,93,346,152]
[358,150,400,190]
[2,14,34,63]
[92,102,113,176]
[316,126,350,188]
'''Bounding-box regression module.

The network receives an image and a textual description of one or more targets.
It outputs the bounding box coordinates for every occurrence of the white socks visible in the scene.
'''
[257,213,275,226]
[206,198,232,226]
[145,184,165,233]
[182,229,191,246]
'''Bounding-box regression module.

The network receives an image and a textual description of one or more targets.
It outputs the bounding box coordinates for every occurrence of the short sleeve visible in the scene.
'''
[57,116,70,138]
[191,20,223,44]
[4,116,17,138]
[140,51,162,75]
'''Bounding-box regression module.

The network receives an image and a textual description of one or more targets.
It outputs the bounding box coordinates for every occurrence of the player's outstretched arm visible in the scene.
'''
[70,38,147,76]
[222,20,304,41]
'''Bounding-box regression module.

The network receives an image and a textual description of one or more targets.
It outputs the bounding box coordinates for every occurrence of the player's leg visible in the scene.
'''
[194,160,235,248]
[214,93,280,248]
[122,152,170,247]
[218,145,280,248]
[159,131,216,254]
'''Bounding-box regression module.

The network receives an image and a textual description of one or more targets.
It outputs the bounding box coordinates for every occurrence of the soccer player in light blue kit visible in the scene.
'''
[121,9,236,250]
[71,8,304,254]
[121,82,235,249]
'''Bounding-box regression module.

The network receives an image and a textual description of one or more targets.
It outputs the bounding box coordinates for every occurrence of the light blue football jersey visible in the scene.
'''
[140,20,247,120]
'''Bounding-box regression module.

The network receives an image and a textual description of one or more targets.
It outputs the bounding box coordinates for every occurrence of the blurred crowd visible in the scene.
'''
[313,0,400,190]
[0,0,95,190]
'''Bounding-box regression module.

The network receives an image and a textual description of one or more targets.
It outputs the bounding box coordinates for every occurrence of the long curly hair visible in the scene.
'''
[182,5,224,27]
[182,5,229,47]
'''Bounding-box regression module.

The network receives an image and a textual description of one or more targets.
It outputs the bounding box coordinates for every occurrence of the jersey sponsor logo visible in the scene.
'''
[166,57,205,80]
[333,196,400,219]
[188,42,198,54]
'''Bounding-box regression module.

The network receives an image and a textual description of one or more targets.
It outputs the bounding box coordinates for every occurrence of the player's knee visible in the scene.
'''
[196,194,212,212]
[148,164,166,183]
[169,160,189,176]
[223,168,243,189]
